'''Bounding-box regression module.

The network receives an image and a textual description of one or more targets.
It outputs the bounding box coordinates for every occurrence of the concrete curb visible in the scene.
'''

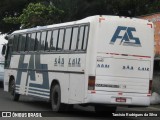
[148,106,160,111]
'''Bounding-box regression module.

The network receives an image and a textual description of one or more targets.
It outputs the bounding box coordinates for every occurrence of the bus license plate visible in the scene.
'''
[116,97,126,102]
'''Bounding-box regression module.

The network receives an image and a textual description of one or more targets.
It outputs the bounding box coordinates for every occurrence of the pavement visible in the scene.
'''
[148,92,160,111]
[149,104,160,110]
[0,83,160,112]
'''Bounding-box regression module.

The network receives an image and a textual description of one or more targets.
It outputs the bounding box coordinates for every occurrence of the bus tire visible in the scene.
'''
[51,84,66,112]
[9,79,20,101]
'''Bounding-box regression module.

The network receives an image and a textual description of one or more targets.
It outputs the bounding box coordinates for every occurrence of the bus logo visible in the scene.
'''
[110,26,141,47]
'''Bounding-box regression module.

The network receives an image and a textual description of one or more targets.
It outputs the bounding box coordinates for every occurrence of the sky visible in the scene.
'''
[0,34,8,62]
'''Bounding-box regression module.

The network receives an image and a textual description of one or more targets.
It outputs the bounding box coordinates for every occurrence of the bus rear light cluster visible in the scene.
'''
[147,23,153,28]
[88,76,95,90]
[99,17,105,22]
[148,80,152,96]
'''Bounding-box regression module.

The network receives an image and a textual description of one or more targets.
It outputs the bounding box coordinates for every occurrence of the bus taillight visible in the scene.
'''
[148,80,152,96]
[88,76,95,90]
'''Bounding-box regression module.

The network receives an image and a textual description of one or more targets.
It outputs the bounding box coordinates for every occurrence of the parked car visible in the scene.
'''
[0,62,4,88]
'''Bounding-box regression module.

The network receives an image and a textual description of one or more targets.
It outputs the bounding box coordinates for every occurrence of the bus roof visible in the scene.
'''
[11,15,151,35]
[12,15,95,35]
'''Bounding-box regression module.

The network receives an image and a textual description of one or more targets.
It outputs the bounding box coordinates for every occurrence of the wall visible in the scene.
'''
[140,13,160,94]
[140,13,160,57]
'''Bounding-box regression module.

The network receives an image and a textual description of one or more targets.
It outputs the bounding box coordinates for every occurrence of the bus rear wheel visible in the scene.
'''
[9,79,20,101]
[51,84,66,112]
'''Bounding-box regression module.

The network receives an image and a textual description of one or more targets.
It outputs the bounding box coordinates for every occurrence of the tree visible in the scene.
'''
[0,0,56,34]
[3,3,64,29]
[0,0,28,34]
[1,0,160,34]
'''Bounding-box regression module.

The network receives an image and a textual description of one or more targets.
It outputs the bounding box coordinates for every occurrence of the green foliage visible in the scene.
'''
[0,0,28,34]
[3,3,64,29]
[148,0,160,14]
[1,0,160,34]
[3,17,19,24]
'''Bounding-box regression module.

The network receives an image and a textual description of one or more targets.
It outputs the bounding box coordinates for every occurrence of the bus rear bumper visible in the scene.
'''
[86,92,150,107]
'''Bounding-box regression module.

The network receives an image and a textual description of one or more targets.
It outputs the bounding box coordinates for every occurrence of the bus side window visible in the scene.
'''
[64,28,72,50]
[30,33,36,51]
[40,31,47,51]
[35,32,41,51]
[78,26,85,50]
[71,27,79,50]
[51,30,58,51]
[8,35,13,50]
[20,34,27,52]
[57,29,64,50]
[25,34,31,52]
[18,35,22,51]
[13,34,19,52]
[82,26,89,50]
[45,31,52,51]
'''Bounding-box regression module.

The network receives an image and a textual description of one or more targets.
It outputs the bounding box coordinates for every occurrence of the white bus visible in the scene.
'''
[2,15,154,112]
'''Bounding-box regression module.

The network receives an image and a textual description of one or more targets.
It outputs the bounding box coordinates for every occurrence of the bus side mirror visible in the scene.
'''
[1,45,6,56]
